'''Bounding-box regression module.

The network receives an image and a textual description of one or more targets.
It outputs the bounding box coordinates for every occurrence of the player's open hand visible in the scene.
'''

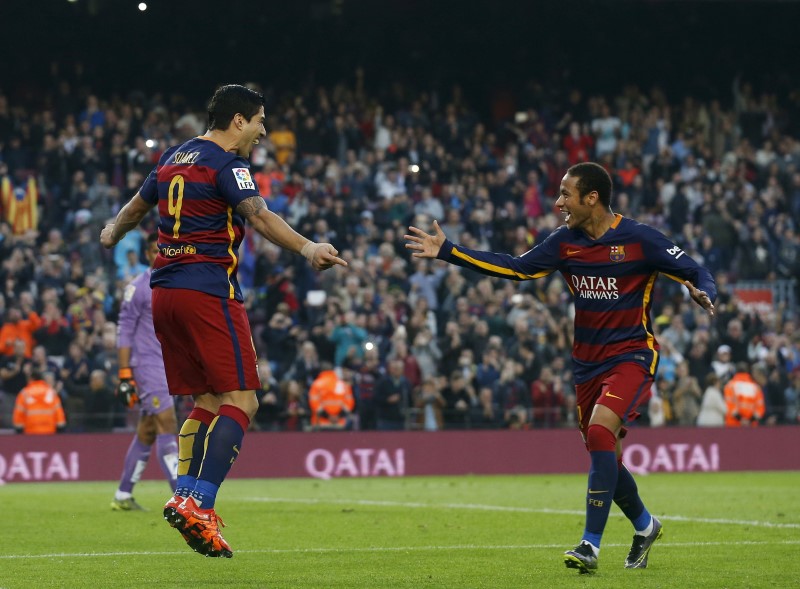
[306,242,347,271]
[405,220,446,259]
[684,280,715,317]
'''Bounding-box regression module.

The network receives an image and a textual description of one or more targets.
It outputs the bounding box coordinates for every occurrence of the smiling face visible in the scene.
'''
[555,173,594,230]
[236,106,266,158]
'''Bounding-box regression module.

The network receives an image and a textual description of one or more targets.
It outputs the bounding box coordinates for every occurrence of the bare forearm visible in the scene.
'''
[112,201,148,241]
[249,209,309,254]
[101,193,153,248]
[237,196,345,271]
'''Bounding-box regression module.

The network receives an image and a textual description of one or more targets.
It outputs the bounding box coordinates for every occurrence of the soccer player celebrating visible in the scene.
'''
[111,233,179,512]
[405,162,716,574]
[101,84,346,557]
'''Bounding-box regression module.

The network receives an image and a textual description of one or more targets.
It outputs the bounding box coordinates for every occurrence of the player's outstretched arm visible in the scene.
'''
[237,196,347,271]
[684,280,715,317]
[404,220,447,259]
[100,193,154,248]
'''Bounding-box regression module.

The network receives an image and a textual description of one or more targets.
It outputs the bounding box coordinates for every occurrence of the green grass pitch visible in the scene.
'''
[4,472,799,588]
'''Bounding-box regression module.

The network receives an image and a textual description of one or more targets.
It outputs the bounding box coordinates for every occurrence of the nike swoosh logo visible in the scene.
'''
[588,489,608,494]
[567,249,581,256]
[605,392,623,400]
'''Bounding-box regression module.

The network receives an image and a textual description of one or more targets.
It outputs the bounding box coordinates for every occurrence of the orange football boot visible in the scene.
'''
[167,496,233,558]
[163,494,209,555]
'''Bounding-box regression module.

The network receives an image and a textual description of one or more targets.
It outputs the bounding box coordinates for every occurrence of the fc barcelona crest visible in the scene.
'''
[610,245,626,262]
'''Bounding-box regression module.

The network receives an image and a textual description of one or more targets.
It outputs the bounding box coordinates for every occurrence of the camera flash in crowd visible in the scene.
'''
[138,3,148,12]
[365,342,374,351]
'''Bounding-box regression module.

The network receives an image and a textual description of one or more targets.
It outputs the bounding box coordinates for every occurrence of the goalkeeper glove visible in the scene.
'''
[117,367,139,408]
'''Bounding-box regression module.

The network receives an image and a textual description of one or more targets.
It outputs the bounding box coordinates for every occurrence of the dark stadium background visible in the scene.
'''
[3,0,799,116]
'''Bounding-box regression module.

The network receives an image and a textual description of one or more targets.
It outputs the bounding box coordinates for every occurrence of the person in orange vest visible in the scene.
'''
[308,363,355,430]
[0,305,43,358]
[12,368,66,434]
[723,363,765,427]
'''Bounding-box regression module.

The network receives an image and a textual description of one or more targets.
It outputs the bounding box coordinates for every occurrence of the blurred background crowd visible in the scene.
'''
[1,0,799,434]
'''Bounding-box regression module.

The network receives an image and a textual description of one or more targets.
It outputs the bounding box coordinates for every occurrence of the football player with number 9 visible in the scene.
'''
[101,84,347,558]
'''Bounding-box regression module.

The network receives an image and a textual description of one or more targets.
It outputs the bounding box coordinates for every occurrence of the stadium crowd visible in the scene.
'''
[1,70,799,433]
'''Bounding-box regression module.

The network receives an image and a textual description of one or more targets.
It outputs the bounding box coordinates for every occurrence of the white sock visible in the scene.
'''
[636,517,654,537]
[582,541,600,557]
[115,491,132,501]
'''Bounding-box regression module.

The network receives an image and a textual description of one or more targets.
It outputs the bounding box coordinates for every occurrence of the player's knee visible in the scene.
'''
[586,423,617,452]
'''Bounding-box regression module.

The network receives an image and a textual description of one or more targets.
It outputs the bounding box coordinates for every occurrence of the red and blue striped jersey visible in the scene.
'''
[437,214,717,384]
[139,137,261,301]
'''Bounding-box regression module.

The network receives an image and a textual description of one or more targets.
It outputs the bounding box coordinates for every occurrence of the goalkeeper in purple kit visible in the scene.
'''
[406,162,716,574]
[111,232,179,511]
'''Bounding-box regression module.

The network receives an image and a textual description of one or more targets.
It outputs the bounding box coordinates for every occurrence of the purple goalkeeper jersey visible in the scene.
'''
[118,269,172,411]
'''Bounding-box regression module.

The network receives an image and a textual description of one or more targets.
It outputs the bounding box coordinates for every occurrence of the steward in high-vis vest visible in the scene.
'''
[12,370,66,434]
[723,365,765,427]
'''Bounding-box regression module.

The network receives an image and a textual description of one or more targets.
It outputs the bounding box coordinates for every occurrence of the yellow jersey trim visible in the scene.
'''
[226,206,237,299]
[641,272,659,374]
[451,247,553,280]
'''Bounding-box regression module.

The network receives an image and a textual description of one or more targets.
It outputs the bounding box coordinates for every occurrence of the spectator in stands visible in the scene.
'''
[472,385,504,429]
[261,307,300,376]
[0,305,42,358]
[496,359,530,427]
[410,327,442,381]
[1,339,30,398]
[29,345,62,390]
[659,315,693,357]
[387,335,422,392]
[330,310,368,367]
[783,368,800,425]
[286,341,321,390]
[414,376,445,431]
[530,365,566,428]
[374,359,412,430]
[60,341,92,405]
[83,369,116,432]
[697,373,726,426]
[718,318,751,365]
[711,344,736,382]
[351,347,382,430]
[254,359,282,431]
[281,379,309,431]
[441,370,475,429]
[671,360,703,426]
[34,301,73,358]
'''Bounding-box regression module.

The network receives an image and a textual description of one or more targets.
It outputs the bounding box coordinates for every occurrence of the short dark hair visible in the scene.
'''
[147,232,159,245]
[566,162,613,208]
[207,84,264,131]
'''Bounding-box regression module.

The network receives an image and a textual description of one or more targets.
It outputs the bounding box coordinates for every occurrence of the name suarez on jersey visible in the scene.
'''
[172,151,200,164]
[570,274,619,299]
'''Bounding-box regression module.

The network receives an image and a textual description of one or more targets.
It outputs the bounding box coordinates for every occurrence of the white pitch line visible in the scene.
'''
[246,496,800,530]
[3,540,800,560]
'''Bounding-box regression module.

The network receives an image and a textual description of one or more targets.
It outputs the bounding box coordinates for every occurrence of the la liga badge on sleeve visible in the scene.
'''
[232,168,255,190]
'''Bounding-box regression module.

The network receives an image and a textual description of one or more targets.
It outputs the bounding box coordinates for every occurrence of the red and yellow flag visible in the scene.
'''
[0,175,13,224]
[3,176,40,234]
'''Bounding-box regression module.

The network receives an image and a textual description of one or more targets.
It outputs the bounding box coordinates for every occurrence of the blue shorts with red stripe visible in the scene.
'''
[152,287,260,395]
[574,362,653,439]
